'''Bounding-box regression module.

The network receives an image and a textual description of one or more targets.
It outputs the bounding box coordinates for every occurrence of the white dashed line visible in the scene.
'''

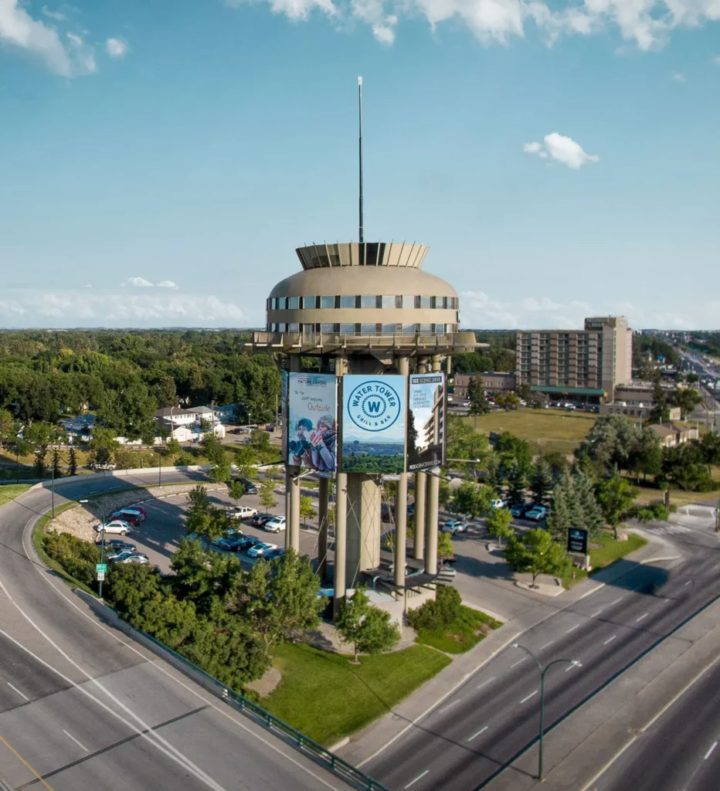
[565,663,579,672]
[636,613,649,623]
[591,609,604,618]
[476,677,496,691]
[511,658,526,668]
[603,635,617,645]
[609,597,625,606]
[540,641,555,650]
[467,726,488,742]
[439,700,461,714]
[405,770,429,788]
[685,581,693,587]
[566,624,580,634]
[7,683,29,701]
[705,742,717,760]
[520,691,538,704]
[63,729,89,752]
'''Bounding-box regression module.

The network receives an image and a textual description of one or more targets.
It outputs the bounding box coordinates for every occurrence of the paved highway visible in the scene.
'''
[0,472,352,791]
[593,655,720,791]
[364,521,720,790]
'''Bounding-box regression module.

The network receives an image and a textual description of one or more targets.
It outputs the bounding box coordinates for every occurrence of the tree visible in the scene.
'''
[0,409,15,450]
[233,549,324,658]
[698,432,720,475]
[467,376,489,416]
[299,495,316,529]
[336,589,400,663]
[546,474,573,543]
[595,476,638,539]
[24,422,64,478]
[495,392,520,410]
[201,433,224,464]
[631,502,671,524]
[670,387,703,419]
[504,529,570,587]
[185,485,231,546]
[505,460,526,506]
[486,507,513,548]
[227,479,246,504]
[208,454,232,484]
[649,377,670,425]
[529,458,554,505]
[661,444,714,492]
[259,481,277,512]
[165,438,181,456]
[451,481,492,520]
[516,382,532,402]
[68,446,78,476]
[573,472,605,538]
[578,415,660,474]
[89,427,120,465]
[446,416,491,472]
[51,448,63,479]
[170,537,241,613]
[437,530,455,561]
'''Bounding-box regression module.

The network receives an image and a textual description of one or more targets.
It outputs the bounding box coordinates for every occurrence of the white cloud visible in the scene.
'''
[123,276,154,287]
[0,289,245,327]
[41,6,66,21]
[105,37,128,58]
[524,132,599,169]
[157,280,179,289]
[225,0,720,50]
[713,55,720,64]
[520,296,562,311]
[671,71,685,81]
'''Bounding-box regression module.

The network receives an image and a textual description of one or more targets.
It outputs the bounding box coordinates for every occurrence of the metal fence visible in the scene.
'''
[132,626,389,791]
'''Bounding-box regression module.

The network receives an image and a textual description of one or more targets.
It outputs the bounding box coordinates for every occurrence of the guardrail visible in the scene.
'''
[106,612,389,791]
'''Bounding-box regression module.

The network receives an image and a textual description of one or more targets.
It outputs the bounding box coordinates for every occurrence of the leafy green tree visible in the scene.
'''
[233,549,324,658]
[259,481,277,512]
[89,427,120,465]
[437,530,455,560]
[299,495,316,529]
[227,479,246,504]
[467,376,489,416]
[486,507,513,547]
[336,589,400,663]
[697,432,720,475]
[649,376,670,425]
[631,503,671,524]
[446,416,491,472]
[201,433,224,464]
[578,415,660,474]
[165,438,181,456]
[184,486,231,546]
[496,432,533,474]
[0,409,15,450]
[661,444,714,492]
[170,538,241,613]
[25,422,64,478]
[670,387,703,419]
[495,391,520,410]
[595,476,638,539]
[208,453,232,484]
[452,481,492,520]
[529,458,554,505]
[504,529,570,587]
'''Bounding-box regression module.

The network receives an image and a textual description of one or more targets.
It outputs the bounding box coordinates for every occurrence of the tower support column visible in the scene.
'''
[394,355,410,589]
[289,472,301,551]
[333,472,348,619]
[414,472,426,560]
[424,355,443,575]
[317,476,330,580]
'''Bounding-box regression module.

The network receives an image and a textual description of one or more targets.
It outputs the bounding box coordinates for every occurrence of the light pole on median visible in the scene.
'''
[80,498,108,600]
[511,643,581,782]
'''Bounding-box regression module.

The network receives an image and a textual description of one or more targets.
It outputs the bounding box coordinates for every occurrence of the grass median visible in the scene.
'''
[415,605,502,654]
[0,483,32,506]
[562,532,648,588]
[262,642,451,746]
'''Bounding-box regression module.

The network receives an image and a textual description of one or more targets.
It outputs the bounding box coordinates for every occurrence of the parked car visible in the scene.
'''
[525,506,549,521]
[251,513,274,528]
[437,564,457,577]
[226,505,258,520]
[107,550,134,562]
[116,553,149,565]
[91,462,116,470]
[110,512,141,527]
[247,542,278,559]
[238,535,260,551]
[490,499,506,510]
[105,539,136,553]
[232,477,258,495]
[94,520,131,536]
[264,516,286,533]
[111,508,145,523]
[213,536,245,552]
[439,553,458,564]
[264,547,286,561]
[442,519,468,534]
[510,503,535,518]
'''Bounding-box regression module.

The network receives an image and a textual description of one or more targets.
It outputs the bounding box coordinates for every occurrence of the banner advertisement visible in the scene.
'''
[287,373,338,472]
[407,373,446,472]
[341,375,407,474]
[567,527,589,555]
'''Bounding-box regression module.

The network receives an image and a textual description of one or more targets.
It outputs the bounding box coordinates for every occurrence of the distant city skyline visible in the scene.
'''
[1,1,719,330]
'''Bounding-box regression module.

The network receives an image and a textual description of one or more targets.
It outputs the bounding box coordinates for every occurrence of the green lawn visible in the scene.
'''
[0,483,32,506]
[415,606,502,654]
[262,643,451,746]
[464,409,597,455]
[562,532,648,588]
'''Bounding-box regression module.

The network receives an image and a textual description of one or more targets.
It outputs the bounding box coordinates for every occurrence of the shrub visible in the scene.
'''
[43,531,100,588]
[408,586,462,632]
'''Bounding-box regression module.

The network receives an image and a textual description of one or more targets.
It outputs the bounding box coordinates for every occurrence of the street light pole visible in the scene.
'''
[512,643,581,781]
[80,498,108,600]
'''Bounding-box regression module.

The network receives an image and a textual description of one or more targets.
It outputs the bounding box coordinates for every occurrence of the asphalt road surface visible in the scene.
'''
[593,655,720,791]
[364,520,720,791]
[0,472,352,791]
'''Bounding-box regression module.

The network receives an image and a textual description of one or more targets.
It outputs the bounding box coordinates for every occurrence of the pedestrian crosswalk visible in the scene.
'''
[650,524,692,536]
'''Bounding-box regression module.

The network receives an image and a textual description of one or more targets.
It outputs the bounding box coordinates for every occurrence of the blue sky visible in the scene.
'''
[1,0,719,329]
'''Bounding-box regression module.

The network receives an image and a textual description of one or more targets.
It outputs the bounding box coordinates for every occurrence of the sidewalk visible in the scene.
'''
[338,530,676,767]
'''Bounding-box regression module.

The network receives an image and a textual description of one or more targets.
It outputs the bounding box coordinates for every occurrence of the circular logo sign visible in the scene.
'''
[347,380,402,433]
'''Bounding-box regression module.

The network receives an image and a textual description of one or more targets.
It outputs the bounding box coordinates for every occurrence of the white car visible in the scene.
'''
[226,506,258,520]
[94,520,131,536]
[264,516,286,533]
[247,542,278,559]
[490,499,506,510]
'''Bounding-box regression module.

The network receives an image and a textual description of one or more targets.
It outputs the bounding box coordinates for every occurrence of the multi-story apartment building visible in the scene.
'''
[515,316,633,400]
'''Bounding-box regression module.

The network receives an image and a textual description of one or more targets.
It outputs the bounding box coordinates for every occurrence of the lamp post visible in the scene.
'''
[80,498,108,600]
[512,643,581,781]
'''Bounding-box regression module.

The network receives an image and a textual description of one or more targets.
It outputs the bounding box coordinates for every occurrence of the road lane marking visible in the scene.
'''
[540,640,555,650]
[0,734,56,790]
[591,609,604,618]
[63,729,89,752]
[565,662,579,672]
[609,597,624,605]
[704,741,717,760]
[439,700,461,714]
[520,691,538,704]
[685,580,693,586]
[468,726,488,742]
[511,658,526,668]
[476,677,495,690]
[7,682,29,701]
[404,769,428,788]
[566,624,580,633]
[636,613,649,622]
[603,635,617,645]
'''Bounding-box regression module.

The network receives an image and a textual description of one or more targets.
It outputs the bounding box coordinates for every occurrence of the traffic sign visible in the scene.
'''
[96,563,107,574]
[97,571,105,582]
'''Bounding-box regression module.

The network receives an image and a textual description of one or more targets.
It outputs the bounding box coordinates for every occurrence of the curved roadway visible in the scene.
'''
[0,472,351,791]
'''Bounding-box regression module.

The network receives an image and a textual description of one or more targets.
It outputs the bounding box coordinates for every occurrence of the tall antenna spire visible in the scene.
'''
[358,75,364,244]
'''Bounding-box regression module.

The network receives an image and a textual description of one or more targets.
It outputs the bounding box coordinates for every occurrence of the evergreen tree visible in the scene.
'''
[649,376,670,425]
[546,475,572,543]
[573,472,605,538]
[467,376,489,416]
[506,460,526,506]
[529,458,554,505]
[51,448,63,479]
[68,446,78,477]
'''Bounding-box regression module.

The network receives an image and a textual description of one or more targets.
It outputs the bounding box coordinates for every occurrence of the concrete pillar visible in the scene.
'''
[395,355,410,588]
[425,473,439,576]
[290,473,301,551]
[414,472,426,560]
[346,475,381,587]
[284,468,293,550]
[317,476,329,580]
[333,472,348,619]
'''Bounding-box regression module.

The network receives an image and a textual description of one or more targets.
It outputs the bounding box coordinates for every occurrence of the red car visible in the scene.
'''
[110,512,141,527]
[440,554,458,564]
